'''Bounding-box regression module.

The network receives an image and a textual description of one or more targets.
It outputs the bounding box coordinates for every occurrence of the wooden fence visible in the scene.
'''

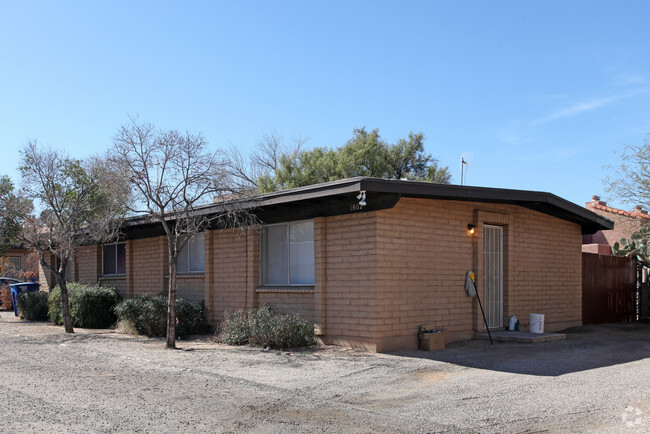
[582,253,637,324]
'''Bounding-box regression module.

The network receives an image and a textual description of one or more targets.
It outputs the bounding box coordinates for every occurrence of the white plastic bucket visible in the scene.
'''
[529,313,545,333]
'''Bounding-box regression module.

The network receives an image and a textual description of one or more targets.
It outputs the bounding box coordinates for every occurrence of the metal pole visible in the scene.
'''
[474,275,493,344]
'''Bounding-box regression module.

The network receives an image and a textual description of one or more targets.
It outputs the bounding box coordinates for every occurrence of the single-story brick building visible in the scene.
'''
[56,177,612,352]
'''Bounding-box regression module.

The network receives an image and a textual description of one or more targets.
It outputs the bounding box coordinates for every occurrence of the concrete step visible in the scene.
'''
[475,330,566,343]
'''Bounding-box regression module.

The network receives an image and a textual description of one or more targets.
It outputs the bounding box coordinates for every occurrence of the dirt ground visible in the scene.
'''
[1,311,649,433]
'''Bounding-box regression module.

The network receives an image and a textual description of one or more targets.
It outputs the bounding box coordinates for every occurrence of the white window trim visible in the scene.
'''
[102,242,126,277]
[261,219,315,287]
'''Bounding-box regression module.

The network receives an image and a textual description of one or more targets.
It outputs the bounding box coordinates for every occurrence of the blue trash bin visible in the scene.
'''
[10,282,41,317]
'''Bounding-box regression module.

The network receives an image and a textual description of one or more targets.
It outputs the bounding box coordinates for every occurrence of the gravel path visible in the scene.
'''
[1,314,648,433]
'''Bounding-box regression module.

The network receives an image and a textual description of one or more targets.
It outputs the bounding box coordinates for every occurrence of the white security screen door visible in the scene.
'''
[483,225,503,328]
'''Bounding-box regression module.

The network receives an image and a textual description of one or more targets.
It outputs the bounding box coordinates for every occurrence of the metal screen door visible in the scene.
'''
[483,225,503,328]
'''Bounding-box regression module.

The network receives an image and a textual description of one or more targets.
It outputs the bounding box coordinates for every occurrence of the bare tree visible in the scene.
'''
[111,118,258,348]
[226,132,305,191]
[19,141,125,333]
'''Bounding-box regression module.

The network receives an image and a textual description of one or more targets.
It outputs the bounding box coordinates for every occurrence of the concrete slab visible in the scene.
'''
[474,330,566,343]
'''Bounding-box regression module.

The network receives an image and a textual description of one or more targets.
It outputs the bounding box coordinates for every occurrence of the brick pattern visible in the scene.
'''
[99,278,127,294]
[317,212,379,350]
[372,198,582,350]
[69,196,584,353]
[176,274,205,303]
[255,291,315,323]
[75,245,100,286]
[207,228,253,324]
[130,236,167,297]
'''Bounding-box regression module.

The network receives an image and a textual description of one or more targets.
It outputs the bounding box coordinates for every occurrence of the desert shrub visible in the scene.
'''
[220,305,315,349]
[220,310,250,345]
[48,283,121,328]
[17,291,49,320]
[115,295,208,338]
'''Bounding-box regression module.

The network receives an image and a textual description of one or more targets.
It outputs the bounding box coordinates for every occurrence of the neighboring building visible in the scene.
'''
[66,178,611,352]
[0,246,38,281]
[582,195,650,255]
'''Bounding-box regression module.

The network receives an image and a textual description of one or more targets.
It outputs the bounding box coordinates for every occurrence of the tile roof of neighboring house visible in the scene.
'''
[587,195,650,220]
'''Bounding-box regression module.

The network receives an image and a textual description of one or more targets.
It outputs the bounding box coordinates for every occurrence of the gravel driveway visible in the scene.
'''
[1,313,648,433]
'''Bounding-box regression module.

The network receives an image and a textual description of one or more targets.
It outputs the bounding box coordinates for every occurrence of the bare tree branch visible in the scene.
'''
[111,118,259,349]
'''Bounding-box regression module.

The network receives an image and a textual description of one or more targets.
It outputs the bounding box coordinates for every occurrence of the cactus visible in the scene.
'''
[612,226,650,266]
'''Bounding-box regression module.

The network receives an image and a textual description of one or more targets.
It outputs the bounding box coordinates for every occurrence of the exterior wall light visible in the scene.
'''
[357,190,367,207]
[467,224,476,234]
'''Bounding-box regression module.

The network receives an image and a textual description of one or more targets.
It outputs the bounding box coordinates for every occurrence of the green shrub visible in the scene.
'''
[17,291,49,321]
[220,305,315,349]
[48,283,121,328]
[115,295,208,338]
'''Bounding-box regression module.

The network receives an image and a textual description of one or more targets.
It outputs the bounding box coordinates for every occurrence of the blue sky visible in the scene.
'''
[2,1,650,209]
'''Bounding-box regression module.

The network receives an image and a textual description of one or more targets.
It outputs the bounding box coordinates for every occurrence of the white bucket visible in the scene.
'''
[529,313,545,333]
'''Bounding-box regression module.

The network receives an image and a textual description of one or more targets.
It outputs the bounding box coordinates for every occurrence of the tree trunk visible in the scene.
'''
[166,260,177,349]
[57,274,74,333]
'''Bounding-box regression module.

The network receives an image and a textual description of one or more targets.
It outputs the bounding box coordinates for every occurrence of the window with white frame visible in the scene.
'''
[262,220,314,285]
[177,233,205,273]
[103,242,126,276]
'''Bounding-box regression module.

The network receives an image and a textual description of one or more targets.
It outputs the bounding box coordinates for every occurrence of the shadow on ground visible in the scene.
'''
[390,323,650,376]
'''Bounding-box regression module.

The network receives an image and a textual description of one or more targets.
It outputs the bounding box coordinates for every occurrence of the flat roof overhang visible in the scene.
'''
[119,177,613,239]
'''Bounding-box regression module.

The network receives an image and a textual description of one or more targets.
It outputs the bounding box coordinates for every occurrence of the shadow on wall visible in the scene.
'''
[388,323,650,377]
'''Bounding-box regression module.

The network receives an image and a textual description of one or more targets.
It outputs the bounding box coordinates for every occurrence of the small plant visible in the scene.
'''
[17,291,49,320]
[115,295,208,338]
[220,305,315,349]
[48,283,121,328]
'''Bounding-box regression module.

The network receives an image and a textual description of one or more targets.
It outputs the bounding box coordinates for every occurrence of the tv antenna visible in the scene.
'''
[460,152,473,186]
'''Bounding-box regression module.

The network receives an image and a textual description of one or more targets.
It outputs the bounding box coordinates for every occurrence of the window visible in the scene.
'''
[262,220,314,285]
[103,243,126,276]
[177,233,204,273]
[6,256,20,270]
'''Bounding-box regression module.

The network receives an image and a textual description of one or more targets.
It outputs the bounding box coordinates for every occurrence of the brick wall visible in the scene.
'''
[76,245,100,285]
[370,198,582,351]
[316,212,379,351]
[256,290,315,323]
[208,228,254,324]
[176,274,205,303]
[130,236,167,297]
[99,277,127,295]
[66,195,584,352]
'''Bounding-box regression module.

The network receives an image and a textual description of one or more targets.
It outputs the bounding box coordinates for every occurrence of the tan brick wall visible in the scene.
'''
[176,274,205,303]
[99,277,127,295]
[65,196,584,353]
[76,245,100,285]
[371,198,582,351]
[38,251,57,291]
[256,290,315,323]
[317,212,379,351]
[207,228,256,324]
[130,236,167,297]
